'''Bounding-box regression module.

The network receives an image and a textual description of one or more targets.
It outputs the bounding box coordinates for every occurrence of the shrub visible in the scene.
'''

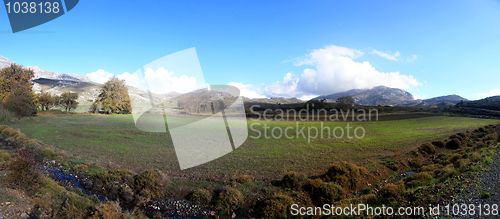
[434,165,455,180]
[187,189,212,204]
[54,200,88,219]
[0,125,9,132]
[94,169,135,184]
[237,175,251,184]
[409,158,422,168]
[420,164,436,173]
[362,194,378,205]
[313,182,346,204]
[0,149,11,163]
[457,132,467,139]
[1,127,17,137]
[446,138,461,149]
[73,164,89,174]
[281,171,307,189]
[404,172,433,188]
[419,143,435,154]
[449,154,462,164]
[253,195,293,219]
[474,142,487,150]
[25,139,41,150]
[378,183,404,203]
[470,151,481,162]
[90,201,122,219]
[38,147,55,158]
[6,150,42,195]
[483,134,497,143]
[327,161,367,189]
[132,169,166,197]
[453,159,468,169]
[218,188,244,211]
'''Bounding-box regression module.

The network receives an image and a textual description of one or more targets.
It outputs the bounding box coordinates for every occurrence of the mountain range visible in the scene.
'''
[313,85,468,107]
[0,55,470,107]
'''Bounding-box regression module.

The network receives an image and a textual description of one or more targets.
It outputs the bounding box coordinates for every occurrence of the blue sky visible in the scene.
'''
[1,0,499,100]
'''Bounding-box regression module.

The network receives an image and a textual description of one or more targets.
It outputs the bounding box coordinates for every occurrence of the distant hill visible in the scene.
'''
[243,97,304,104]
[0,55,92,83]
[457,96,500,111]
[313,85,414,106]
[313,86,468,107]
[413,95,468,107]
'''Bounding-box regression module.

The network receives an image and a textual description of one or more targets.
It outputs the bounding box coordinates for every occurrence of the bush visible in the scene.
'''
[187,189,212,204]
[446,138,461,149]
[73,164,89,174]
[409,158,422,168]
[434,165,455,180]
[457,132,467,139]
[327,161,367,189]
[94,169,135,184]
[38,147,55,158]
[404,172,433,188]
[420,164,436,173]
[0,106,18,123]
[483,134,497,143]
[419,143,435,154]
[218,188,244,211]
[453,159,468,169]
[449,153,462,164]
[237,175,251,184]
[253,195,293,219]
[281,171,307,189]
[378,183,404,203]
[1,127,18,137]
[132,169,166,197]
[25,139,41,150]
[0,149,11,163]
[90,201,123,219]
[6,150,42,195]
[313,182,346,204]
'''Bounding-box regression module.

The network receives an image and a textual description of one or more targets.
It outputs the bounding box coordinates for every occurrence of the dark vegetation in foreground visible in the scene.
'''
[1,121,500,218]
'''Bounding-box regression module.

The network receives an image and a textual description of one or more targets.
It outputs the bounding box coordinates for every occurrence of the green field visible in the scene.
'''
[8,114,499,180]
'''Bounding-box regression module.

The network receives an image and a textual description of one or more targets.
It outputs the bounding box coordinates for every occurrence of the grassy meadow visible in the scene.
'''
[7,113,499,181]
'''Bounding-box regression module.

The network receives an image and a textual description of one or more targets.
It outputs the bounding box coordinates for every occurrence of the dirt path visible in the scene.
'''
[434,145,500,218]
[0,171,33,219]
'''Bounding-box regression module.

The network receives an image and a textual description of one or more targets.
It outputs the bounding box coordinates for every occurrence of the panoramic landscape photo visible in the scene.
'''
[1,0,500,218]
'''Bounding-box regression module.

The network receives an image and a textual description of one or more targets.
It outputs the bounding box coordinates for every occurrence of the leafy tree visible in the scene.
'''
[60,92,79,112]
[337,96,355,105]
[0,64,37,116]
[92,77,131,114]
[37,91,56,111]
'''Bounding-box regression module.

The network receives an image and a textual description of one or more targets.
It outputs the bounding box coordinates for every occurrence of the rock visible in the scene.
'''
[5,202,10,205]
[21,212,28,218]
[80,179,93,190]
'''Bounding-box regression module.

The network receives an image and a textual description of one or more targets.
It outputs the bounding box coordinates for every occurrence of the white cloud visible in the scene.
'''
[298,94,318,101]
[116,72,141,89]
[372,49,400,61]
[228,82,266,99]
[413,94,427,100]
[265,73,300,97]
[87,68,201,94]
[265,45,420,98]
[86,69,114,84]
[407,55,418,62]
[139,67,199,94]
[478,89,500,98]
